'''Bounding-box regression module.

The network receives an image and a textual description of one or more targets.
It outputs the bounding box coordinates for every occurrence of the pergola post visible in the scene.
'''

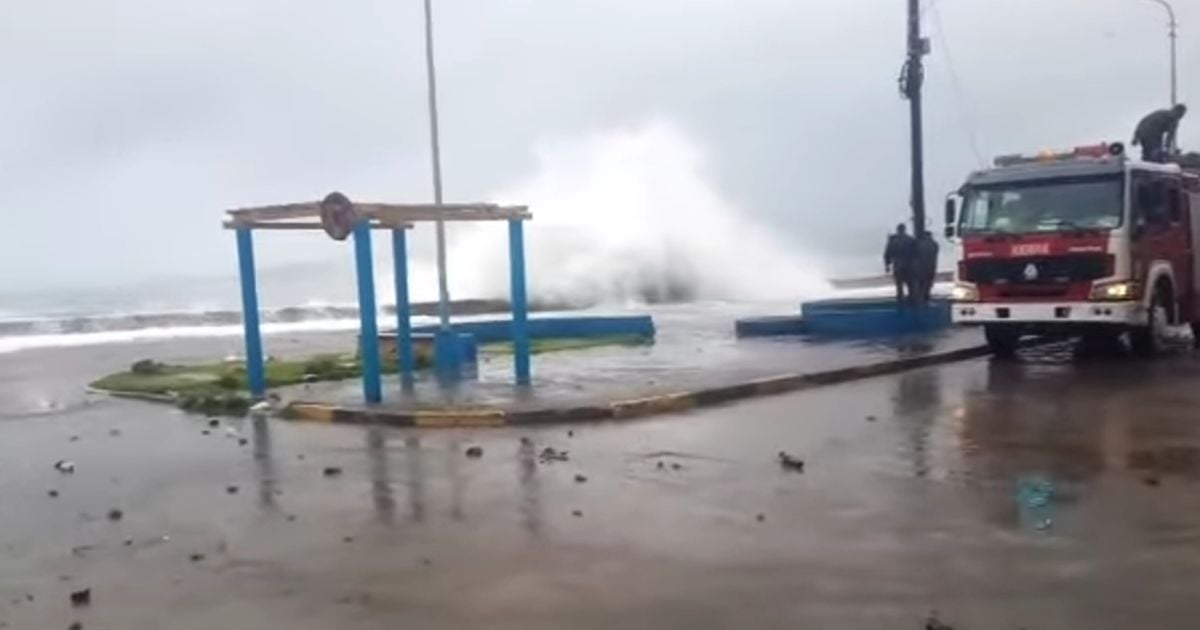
[391,228,416,382]
[235,228,267,397]
[508,218,531,385]
[354,222,383,403]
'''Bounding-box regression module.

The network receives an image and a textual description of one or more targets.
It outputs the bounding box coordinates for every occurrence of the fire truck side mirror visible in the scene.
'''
[943,197,957,239]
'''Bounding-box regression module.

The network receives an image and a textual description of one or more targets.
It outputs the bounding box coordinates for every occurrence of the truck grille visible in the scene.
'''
[963,254,1111,284]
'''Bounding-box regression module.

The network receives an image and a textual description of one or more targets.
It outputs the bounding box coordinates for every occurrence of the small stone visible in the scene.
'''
[656,461,665,470]
[106,508,123,522]
[69,588,90,607]
[226,485,239,494]
[286,514,297,522]
[572,510,583,518]
[322,466,343,477]
[302,373,319,383]
[519,437,533,446]
[207,418,220,428]
[465,446,484,458]
[421,557,432,566]
[25,594,34,602]
[342,536,354,543]
[69,623,82,630]
[1144,476,1161,487]
[671,463,682,471]
[48,489,59,498]
[866,415,877,422]
[574,474,588,483]
[778,451,805,473]
[189,553,205,563]
[238,438,248,446]
[69,435,80,443]
[201,430,211,436]
[124,539,133,546]
[297,454,306,461]
[109,428,122,436]
[567,430,574,438]
[756,513,765,523]
[54,460,76,474]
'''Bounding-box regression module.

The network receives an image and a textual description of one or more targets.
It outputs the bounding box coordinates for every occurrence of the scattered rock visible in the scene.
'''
[109,428,122,436]
[539,447,569,463]
[519,437,533,447]
[70,545,94,557]
[571,510,583,517]
[207,418,220,428]
[189,553,205,563]
[924,612,957,630]
[238,438,248,446]
[866,415,877,422]
[756,513,765,523]
[69,623,82,630]
[421,557,432,567]
[106,508,123,522]
[322,466,343,477]
[68,435,80,443]
[48,489,59,498]
[132,359,166,375]
[224,427,240,438]
[342,536,354,543]
[226,485,239,495]
[302,373,320,384]
[69,588,91,607]
[25,594,34,602]
[297,454,306,461]
[124,539,133,547]
[567,430,574,438]
[54,460,76,474]
[670,462,683,471]
[201,430,211,436]
[778,451,805,473]
[656,461,665,470]
[1144,476,1162,487]
[465,446,484,459]
[574,474,588,483]
[286,515,297,522]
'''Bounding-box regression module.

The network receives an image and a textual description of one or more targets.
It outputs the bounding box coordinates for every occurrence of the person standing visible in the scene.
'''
[884,223,917,307]
[1132,104,1187,162]
[914,230,940,305]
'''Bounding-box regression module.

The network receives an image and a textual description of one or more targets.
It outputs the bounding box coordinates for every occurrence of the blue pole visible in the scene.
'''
[508,219,531,385]
[354,222,383,403]
[391,229,415,382]
[235,228,266,397]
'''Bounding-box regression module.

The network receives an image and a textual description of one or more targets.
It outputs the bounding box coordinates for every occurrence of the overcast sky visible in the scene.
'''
[1,0,1195,295]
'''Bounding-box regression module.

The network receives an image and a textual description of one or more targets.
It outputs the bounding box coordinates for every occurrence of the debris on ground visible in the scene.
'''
[207,418,220,428]
[238,438,248,446]
[70,545,94,557]
[519,437,533,447]
[756,513,766,523]
[68,435,80,443]
[670,462,683,471]
[297,454,306,460]
[249,400,272,415]
[226,485,239,495]
[286,515,297,522]
[866,415,877,422]
[1144,476,1162,487]
[539,447,569,463]
[201,430,211,436]
[302,373,319,384]
[68,623,82,630]
[224,427,240,439]
[656,461,665,470]
[342,536,354,543]
[48,489,59,498]
[924,612,957,630]
[322,466,343,477]
[567,430,574,438]
[124,539,133,546]
[106,508,123,522]
[574,474,588,483]
[109,428,122,436]
[69,588,91,607]
[465,446,484,458]
[571,510,582,517]
[54,460,76,474]
[778,451,805,473]
[421,557,432,567]
[189,553,205,563]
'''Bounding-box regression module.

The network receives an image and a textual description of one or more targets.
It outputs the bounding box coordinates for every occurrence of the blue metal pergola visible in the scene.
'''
[223,199,533,403]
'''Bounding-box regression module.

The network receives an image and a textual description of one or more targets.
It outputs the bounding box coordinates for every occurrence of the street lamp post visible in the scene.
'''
[1145,0,1178,107]
[422,0,451,333]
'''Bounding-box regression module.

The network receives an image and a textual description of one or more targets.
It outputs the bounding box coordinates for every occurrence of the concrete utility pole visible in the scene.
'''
[900,0,930,235]
[422,0,452,332]
[1144,0,1179,107]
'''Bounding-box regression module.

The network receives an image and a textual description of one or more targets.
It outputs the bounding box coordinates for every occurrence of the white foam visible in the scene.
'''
[0,319,363,355]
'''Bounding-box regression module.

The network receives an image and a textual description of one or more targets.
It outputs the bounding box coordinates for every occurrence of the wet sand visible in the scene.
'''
[3,340,1200,628]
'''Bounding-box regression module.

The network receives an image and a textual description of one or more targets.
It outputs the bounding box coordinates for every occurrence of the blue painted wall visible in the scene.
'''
[410,315,655,344]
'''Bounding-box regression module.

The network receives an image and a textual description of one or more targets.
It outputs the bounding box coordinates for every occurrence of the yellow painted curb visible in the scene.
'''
[288,403,336,423]
[611,392,697,419]
[413,409,507,428]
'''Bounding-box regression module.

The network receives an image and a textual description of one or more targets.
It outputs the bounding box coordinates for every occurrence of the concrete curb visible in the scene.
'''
[283,344,993,428]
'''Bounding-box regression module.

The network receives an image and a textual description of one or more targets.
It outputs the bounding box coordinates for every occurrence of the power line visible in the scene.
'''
[928,0,988,168]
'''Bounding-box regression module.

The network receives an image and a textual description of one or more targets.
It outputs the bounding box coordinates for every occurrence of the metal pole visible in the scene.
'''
[508,219,531,385]
[1146,0,1178,107]
[354,222,383,404]
[391,228,416,382]
[422,0,452,332]
[235,228,266,397]
[904,0,927,235]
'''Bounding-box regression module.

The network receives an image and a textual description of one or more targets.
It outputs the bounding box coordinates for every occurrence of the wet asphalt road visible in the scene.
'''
[4,346,1200,628]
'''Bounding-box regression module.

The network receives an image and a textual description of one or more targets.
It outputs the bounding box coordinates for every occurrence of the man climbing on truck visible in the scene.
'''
[1132,104,1187,163]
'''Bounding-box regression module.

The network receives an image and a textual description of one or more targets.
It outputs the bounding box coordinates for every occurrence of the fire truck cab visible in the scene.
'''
[946,142,1200,356]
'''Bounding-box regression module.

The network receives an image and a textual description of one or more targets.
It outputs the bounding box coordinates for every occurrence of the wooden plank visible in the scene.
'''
[226,202,320,220]
[223,220,412,231]
[226,201,531,223]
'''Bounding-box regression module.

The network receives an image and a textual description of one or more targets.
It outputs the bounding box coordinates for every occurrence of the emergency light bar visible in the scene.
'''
[993,142,1124,167]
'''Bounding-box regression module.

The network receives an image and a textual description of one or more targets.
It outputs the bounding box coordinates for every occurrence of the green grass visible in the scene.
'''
[90,335,651,415]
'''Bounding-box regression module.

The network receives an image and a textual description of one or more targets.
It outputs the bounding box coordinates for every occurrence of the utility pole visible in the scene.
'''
[900,0,929,235]
[422,0,452,333]
[1145,0,1179,107]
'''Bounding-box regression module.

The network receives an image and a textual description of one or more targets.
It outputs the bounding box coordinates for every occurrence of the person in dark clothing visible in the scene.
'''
[914,230,939,305]
[884,223,917,307]
[1133,104,1187,162]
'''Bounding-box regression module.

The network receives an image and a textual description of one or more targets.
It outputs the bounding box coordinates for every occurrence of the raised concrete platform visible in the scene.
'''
[395,315,656,344]
[735,298,952,338]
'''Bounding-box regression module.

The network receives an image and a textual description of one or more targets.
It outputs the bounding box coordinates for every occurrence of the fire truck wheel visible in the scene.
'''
[984,324,1021,359]
[1131,286,1171,357]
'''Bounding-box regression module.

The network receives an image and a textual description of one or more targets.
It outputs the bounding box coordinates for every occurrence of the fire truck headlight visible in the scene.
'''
[1090,280,1136,301]
[951,283,979,302]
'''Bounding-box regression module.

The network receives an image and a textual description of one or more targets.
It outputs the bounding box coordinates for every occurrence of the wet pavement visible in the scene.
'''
[4,339,1200,628]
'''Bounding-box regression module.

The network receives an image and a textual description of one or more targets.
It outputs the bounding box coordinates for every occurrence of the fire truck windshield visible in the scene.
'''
[960,176,1123,235]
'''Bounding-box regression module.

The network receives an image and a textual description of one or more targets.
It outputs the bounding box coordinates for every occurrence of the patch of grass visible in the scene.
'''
[483,335,652,355]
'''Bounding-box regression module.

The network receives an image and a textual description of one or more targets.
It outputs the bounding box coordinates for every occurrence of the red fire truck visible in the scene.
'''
[945,142,1200,356]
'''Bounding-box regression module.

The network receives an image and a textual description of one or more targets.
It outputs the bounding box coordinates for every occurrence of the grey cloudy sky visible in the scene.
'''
[0,0,1195,294]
